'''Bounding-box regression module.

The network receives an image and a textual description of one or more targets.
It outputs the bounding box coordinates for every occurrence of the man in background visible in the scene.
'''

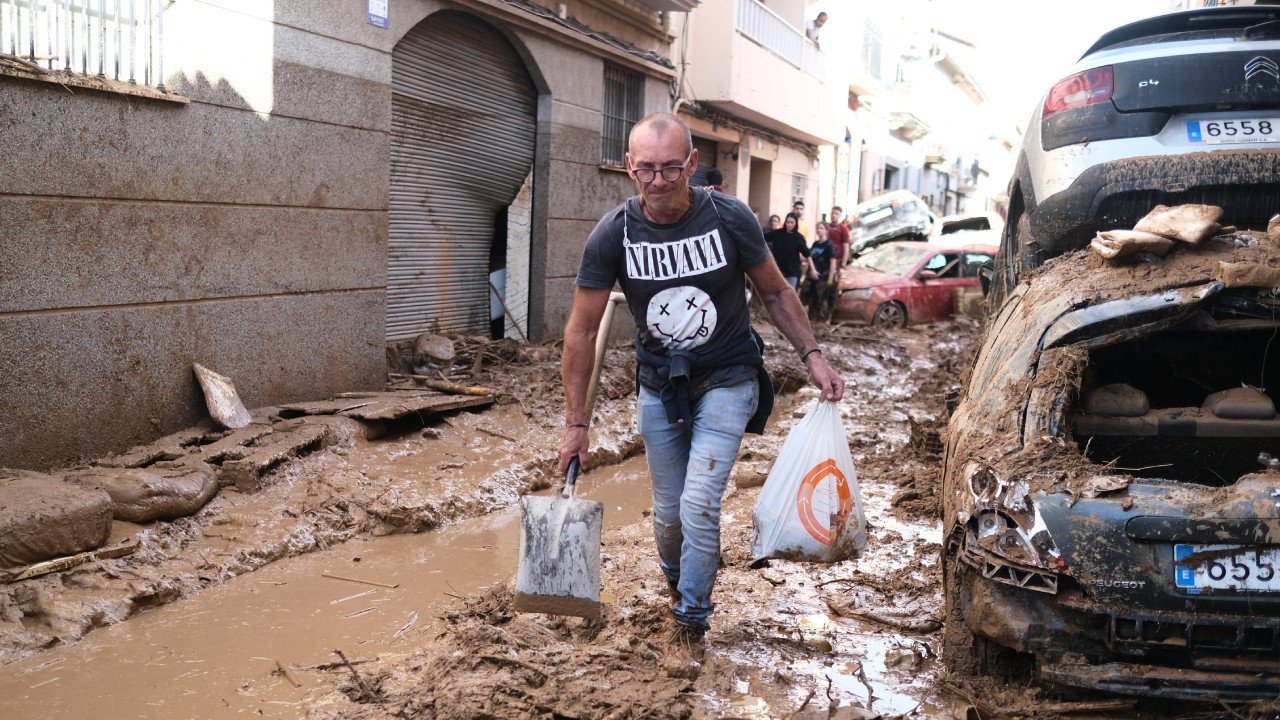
[827,206,851,269]
[806,11,827,49]
[791,199,810,239]
[705,167,725,192]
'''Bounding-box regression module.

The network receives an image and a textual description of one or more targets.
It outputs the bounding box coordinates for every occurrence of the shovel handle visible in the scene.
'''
[563,456,581,498]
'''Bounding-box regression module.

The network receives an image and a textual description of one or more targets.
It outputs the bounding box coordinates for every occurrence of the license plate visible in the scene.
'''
[861,207,893,224]
[1186,118,1280,145]
[1174,543,1280,593]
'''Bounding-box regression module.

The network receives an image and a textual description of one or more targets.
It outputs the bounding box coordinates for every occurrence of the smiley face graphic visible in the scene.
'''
[647,286,718,350]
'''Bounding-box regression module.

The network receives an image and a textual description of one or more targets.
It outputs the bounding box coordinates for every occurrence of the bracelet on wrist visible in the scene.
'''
[800,347,822,362]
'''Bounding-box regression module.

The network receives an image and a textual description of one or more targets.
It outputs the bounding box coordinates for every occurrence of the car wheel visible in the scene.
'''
[942,543,1034,681]
[872,302,907,329]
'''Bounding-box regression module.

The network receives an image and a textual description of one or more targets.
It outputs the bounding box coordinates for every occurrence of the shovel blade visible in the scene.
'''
[514,493,603,619]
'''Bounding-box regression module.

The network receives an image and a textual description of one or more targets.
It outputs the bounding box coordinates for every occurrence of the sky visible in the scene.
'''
[934,0,1175,127]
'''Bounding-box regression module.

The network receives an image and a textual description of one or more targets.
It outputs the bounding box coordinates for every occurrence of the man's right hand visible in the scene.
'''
[558,425,590,473]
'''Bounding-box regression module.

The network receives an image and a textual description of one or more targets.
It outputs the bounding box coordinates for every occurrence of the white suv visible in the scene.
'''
[993,3,1280,301]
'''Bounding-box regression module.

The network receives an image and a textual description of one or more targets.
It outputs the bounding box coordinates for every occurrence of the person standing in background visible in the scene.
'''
[705,167,725,193]
[790,199,810,240]
[827,206,851,270]
[765,213,809,289]
[802,221,837,322]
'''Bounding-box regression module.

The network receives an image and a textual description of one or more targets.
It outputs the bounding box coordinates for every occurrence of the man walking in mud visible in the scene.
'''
[557,112,845,668]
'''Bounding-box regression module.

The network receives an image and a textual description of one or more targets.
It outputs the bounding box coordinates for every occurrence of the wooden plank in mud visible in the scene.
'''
[189,424,276,464]
[94,426,217,468]
[337,393,493,421]
[276,399,377,418]
[219,424,329,493]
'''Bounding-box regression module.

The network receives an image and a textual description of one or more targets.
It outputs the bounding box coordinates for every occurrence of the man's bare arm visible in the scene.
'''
[558,286,612,471]
[746,259,845,401]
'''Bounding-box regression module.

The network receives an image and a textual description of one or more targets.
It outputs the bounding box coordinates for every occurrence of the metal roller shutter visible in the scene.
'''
[388,10,537,341]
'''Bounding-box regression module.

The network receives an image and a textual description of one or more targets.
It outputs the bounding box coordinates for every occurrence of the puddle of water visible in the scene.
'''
[0,456,655,720]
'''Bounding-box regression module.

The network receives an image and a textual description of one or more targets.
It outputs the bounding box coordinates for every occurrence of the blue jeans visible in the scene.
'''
[637,378,759,628]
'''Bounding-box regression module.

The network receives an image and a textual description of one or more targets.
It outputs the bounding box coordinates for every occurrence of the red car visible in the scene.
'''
[834,241,997,328]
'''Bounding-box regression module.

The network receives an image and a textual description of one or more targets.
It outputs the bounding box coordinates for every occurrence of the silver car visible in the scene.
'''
[993,3,1280,302]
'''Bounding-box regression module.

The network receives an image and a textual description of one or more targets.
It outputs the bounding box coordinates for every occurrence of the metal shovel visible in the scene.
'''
[513,291,625,619]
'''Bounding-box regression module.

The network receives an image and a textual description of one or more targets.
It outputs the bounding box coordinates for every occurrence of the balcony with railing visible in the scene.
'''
[0,0,175,100]
[734,0,825,80]
[683,0,843,145]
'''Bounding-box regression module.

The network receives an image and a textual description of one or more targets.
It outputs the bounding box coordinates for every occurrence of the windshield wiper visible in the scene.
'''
[1241,19,1280,39]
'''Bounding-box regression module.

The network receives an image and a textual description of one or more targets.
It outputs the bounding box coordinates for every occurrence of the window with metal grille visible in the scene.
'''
[1,0,168,91]
[601,63,642,167]
[791,173,807,201]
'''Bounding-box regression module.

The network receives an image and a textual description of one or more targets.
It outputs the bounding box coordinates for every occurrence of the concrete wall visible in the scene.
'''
[0,0,389,470]
[0,0,675,469]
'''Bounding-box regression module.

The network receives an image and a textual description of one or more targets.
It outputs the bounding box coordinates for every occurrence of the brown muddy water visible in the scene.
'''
[0,445,943,719]
[0,456,663,719]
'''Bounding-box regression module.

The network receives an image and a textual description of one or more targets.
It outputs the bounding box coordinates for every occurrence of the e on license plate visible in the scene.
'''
[1186,118,1280,144]
[1174,543,1280,592]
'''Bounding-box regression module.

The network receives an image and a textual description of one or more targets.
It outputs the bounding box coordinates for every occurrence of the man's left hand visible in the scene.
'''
[804,352,845,401]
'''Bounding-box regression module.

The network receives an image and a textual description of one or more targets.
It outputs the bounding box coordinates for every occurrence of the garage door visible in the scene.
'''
[388,10,537,340]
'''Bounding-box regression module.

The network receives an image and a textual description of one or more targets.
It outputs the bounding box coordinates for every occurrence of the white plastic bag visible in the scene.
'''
[752,400,867,562]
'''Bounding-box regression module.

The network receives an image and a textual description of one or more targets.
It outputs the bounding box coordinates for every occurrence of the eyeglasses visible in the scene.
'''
[631,153,690,184]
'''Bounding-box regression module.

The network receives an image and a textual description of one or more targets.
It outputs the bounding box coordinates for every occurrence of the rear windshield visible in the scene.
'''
[1084,8,1280,56]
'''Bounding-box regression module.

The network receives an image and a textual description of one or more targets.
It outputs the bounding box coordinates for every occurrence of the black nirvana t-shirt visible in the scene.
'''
[576,189,770,360]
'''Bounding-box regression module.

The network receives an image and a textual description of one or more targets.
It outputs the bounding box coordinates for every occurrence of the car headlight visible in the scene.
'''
[959,462,1063,571]
[845,288,873,300]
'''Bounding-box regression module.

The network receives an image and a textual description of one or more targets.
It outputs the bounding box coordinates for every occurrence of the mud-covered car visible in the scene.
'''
[834,241,994,328]
[995,4,1280,303]
[942,233,1280,700]
[847,190,935,257]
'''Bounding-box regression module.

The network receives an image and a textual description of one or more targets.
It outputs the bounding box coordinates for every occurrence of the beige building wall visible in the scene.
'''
[0,0,675,469]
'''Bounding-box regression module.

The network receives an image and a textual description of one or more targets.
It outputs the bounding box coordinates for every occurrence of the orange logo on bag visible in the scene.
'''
[796,458,852,545]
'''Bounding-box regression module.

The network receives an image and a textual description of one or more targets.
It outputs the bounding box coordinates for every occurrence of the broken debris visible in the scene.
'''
[65,462,219,522]
[0,471,113,569]
[1132,203,1223,245]
[1090,203,1226,262]
[1089,230,1175,260]
[193,363,253,429]
[218,421,328,493]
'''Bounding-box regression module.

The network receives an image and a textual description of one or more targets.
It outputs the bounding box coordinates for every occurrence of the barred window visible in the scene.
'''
[601,63,642,167]
[791,173,807,201]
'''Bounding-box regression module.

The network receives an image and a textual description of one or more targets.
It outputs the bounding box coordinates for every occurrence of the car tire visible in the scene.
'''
[942,544,1034,681]
[992,213,1047,311]
[872,301,907,329]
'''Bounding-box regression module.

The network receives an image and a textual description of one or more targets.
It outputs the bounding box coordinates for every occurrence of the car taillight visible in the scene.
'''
[1042,66,1113,120]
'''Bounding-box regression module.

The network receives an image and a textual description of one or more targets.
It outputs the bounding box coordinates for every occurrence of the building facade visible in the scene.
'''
[0,0,687,468]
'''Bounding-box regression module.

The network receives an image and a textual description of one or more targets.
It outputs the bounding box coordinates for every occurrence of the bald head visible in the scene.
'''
[628,113,692,156]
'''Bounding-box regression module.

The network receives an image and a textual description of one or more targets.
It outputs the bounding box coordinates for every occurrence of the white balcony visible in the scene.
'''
[682,0,844,145]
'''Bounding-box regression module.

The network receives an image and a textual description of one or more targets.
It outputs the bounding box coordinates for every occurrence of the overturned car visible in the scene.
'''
[942,226,1280,701]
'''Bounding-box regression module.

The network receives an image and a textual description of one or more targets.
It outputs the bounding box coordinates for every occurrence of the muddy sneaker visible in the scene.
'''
[662,621,706,679]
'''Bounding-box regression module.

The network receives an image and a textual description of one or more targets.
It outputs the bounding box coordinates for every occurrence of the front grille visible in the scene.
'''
[1111,614,1280,657]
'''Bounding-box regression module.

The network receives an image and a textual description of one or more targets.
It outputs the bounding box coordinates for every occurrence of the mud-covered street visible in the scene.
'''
[6,316,1270,720]
[1,319,1016,719]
